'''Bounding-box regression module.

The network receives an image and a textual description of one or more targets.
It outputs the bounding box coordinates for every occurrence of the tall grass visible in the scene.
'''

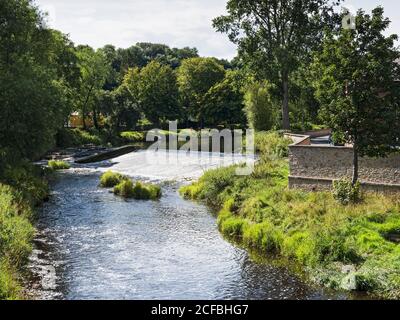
[0,163,50,300]
[48,160,70,170]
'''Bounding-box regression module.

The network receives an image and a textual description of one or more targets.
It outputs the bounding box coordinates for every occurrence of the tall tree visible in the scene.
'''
[0,0,78,160]
[213,0,342,130]
[137,61,180,126]
[177,57,225,127]
[312,7,400,185]
[76,46,110,129]
[244,80,278,131]
[202,70,246,127]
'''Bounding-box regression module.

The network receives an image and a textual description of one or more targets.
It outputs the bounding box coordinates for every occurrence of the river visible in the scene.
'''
[27,150,348,300]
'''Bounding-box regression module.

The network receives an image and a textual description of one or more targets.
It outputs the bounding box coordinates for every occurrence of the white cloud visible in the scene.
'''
[34,0,400,59]
[34,0,237,59]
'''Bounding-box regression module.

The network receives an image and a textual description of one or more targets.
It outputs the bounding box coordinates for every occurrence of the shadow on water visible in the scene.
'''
[26,169,355,300]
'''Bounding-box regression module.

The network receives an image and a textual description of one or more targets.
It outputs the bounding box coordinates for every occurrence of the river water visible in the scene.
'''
[27,150,348,300]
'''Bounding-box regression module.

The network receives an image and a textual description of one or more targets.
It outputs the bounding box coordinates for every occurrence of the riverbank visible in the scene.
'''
[180,133,400,299]
[0,163,50,299]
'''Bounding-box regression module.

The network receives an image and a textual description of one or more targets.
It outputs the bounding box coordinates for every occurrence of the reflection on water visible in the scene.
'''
[27,171,348,300]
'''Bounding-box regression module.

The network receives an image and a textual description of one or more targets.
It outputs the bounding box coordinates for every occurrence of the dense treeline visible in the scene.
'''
[1,0,337,171]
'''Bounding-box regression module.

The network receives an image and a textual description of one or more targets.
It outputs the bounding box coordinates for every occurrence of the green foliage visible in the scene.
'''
[312,8,400,182]
[76,46,110,129]
[177,57,226,124]
[48,160,70,171]
[0,163,49,299]
[333,180,362,205]
[119,131,145,143]
[138,61,180,125]
[0,0,80,161]
[213,0,342,130]
[56,128,103,148]
[202,70,246,127]
[2,162,50,206]
[113,180,161,200]
[99,171,128,188]
[244,81,278,131]
[254,131,292,159]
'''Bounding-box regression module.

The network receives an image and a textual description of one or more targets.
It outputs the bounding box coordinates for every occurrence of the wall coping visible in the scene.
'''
[289,175,400,189]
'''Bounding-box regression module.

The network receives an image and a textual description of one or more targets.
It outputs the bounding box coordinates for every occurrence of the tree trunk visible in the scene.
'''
[282,72,290,131]
[82,84,95,130]
[352,144,359,185]
[92,105,99,130]
[82,108,87,130]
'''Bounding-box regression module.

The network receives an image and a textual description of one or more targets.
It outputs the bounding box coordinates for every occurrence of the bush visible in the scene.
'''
[332,180,362,205]
[48,160,70,170]
[120,131,145,143]
[56,128,102,148]
[99,171,128,188]
[2,162,50,206]
[254,131,292,159]
[113,180,162,200]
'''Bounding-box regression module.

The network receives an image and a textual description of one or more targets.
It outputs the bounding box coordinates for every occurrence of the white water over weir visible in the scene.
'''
[82,149,256,181]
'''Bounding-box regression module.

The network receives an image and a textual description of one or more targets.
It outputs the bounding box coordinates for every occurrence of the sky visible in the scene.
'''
[34,0,400,60]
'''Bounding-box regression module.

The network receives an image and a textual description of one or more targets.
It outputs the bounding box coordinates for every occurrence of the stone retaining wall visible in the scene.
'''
[287,134,400,193]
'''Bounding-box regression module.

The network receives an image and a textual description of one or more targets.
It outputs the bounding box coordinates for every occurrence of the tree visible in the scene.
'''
[76,46,110,129]
[312,7,400,185]
[213,0,342,130]
[137,61,180,126]
[0,0,78,160]
[177,57,225,127]
[202,71,246,127]
[244,81,278,131]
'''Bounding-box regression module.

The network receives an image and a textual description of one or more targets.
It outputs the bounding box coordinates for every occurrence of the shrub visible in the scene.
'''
[332,180,362,205]
[114,180,161,200]
[2,163,50,206]
[99,171,128,188]
[254,131,292,159]
[48,160,70,170]
[120,131,145,143]
[56,128,102,148]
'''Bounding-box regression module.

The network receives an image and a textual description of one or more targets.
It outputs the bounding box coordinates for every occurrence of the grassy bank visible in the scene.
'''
[0,163,50,299]
[180,132,400,299]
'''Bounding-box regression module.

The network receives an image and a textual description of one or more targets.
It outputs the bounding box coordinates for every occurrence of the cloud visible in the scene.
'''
[34,0,237,59]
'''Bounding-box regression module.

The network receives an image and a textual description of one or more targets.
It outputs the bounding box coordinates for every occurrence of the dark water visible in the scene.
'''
[28,171,348,300]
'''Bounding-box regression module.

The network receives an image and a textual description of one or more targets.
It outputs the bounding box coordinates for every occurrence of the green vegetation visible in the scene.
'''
[99,171,128,188]
[333,180,362,206]
[48,160,71,171]
[0,164,50,299]
[312,8,400,184]
[244,81,278,132]
[114,180,161,200]
[99,171,161,200]
[254,132,292,159]
[56,128,103,148]
[181,133,400,299]
[213,0,342,130]
[119,131,145,143]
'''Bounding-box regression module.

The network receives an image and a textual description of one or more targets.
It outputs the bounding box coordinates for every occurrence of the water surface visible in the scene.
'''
[28,151,347,300]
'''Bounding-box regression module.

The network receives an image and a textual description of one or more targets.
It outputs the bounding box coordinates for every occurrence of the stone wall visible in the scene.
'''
[287,134,400,193]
